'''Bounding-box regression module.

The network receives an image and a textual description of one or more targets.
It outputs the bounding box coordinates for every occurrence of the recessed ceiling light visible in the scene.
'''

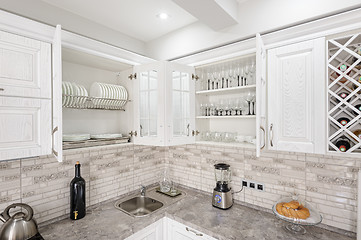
[157,13,170,20]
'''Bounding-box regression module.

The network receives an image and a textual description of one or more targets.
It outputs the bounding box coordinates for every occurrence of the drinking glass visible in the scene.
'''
[249,60,256,85]
[244,63,250,86]
[245,91,253,115]
[251,92,256,115]
[239,65,245,86]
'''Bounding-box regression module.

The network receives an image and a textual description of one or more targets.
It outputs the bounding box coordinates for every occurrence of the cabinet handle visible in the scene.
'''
[187,124,190,136]
[186,227,203,237]
[140,125,143,137]
[52,126,59,157]
[269,124,274,147]
[260,126,265,150]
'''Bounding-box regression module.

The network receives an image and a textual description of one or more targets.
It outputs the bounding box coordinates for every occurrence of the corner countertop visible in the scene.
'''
[39,187,355,240]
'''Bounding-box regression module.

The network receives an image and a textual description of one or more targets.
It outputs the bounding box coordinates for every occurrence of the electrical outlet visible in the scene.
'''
[249,182,255,189]
[242,180,248,187]
[257,183,264,191]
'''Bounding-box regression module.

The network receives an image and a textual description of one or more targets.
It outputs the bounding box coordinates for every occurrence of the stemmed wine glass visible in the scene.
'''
[251,92,256,115]
[244,63,250,86]
[249,60,256,85]
[245,91,253,115]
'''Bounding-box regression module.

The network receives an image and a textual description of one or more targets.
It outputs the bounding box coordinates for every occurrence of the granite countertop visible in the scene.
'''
[39,187,355,240]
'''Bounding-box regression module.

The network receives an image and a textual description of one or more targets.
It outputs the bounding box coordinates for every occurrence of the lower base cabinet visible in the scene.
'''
[125,217,216,240]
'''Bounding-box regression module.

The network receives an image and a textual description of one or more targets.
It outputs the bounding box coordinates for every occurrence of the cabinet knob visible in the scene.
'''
[0,88,4,91]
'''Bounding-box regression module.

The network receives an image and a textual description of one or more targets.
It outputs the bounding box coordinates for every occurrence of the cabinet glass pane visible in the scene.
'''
[172,71,190,137]
[139,70,158,137]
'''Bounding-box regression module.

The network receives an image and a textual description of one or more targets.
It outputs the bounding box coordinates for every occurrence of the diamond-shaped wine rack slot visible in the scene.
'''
[328,32,361,154]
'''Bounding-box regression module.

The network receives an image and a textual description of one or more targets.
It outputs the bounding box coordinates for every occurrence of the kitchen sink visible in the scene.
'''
[115,196,164,217]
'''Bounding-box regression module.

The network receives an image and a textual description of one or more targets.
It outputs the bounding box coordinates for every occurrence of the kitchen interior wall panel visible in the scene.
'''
[0,143,359,237]
[0,160,21,214]
[165,144,359,236]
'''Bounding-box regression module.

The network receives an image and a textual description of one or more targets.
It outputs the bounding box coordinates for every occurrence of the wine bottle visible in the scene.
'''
[70,161,86,220]
[335,138,350,152]
[352,45,361,70]
[337,92,350,102]
[353,104,361,115]
[337,117,350,126]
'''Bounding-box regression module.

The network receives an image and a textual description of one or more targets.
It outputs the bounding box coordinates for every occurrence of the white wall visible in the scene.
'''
[0,0,147,55]
[146,0,361,60]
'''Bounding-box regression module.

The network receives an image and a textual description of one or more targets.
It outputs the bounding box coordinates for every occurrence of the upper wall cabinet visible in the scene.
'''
[0,29,52,161]
[0,30,51,99]
[267,38,326,154]
[133,61,195,146]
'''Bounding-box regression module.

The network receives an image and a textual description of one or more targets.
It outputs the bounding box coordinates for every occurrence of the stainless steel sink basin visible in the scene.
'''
[115,196,163,217]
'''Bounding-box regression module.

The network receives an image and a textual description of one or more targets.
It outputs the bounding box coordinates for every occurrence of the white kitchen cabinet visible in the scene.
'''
[166,218,216,240]
[267,37,326,154]
[0,29,52,161]
[0,29,51,99]
[125,218,164,240]
[0,96,51,160]
[133,61,195,146]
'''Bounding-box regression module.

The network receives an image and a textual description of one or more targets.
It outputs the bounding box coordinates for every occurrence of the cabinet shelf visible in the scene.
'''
[196,140,256,149]
[196,115,256,119]
[62,95,129,110]
[196,85,256,96]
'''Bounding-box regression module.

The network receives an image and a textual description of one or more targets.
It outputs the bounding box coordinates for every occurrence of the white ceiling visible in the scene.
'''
[40,0,199,42]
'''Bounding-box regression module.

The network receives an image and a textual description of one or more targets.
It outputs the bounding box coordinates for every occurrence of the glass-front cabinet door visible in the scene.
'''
[133,61,195,146]
[133,62,165,145]
[165,62,195,145]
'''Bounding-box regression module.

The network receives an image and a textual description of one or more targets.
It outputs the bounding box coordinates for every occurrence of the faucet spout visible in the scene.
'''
[140,185,146,197]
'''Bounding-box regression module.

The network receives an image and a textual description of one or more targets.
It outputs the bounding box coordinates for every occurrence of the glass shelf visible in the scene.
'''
[196,84,256,96]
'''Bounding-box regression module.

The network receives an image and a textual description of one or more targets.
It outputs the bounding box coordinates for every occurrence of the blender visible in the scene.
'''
[212,163,233,209]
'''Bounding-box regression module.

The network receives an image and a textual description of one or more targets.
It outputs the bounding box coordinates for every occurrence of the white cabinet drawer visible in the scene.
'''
[0,30,51,99]
[0,96,51,160]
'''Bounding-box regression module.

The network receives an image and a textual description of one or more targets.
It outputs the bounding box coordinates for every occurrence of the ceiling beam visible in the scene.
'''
[172,0,239,31]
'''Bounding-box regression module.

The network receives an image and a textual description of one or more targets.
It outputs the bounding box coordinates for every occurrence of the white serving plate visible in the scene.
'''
[90,133,123,139]
[63,134,90,142]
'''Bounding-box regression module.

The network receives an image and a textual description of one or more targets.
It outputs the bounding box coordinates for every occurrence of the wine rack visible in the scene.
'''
[327,32,361,154]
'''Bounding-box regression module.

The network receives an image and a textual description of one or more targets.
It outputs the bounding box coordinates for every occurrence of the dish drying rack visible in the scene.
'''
[63,137,130,150]
[62,95,130,110]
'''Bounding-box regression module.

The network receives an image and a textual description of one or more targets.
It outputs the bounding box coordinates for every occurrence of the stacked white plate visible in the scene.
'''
[90,133,123,139]
[63,134,91,142]
[90,82,128,108]
[62,82,88,107]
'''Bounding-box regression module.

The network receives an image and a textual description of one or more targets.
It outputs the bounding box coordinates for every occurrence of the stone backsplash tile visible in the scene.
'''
[0,142,360,235]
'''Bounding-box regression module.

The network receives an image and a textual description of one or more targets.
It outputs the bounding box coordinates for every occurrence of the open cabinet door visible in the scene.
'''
[256,33,267,157]
[52,25,63,162]
[165,62,195,146]
[133,62,165,146]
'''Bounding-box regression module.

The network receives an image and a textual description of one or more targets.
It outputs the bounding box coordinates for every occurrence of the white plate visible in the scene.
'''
[63,134,90,142]
[64,82,72,106]
[90,133,123,139]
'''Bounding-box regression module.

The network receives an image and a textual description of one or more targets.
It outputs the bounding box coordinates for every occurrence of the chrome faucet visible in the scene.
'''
[140,185,146,197]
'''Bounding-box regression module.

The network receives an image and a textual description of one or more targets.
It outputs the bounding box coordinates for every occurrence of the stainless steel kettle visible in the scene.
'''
[0,203,39,240]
